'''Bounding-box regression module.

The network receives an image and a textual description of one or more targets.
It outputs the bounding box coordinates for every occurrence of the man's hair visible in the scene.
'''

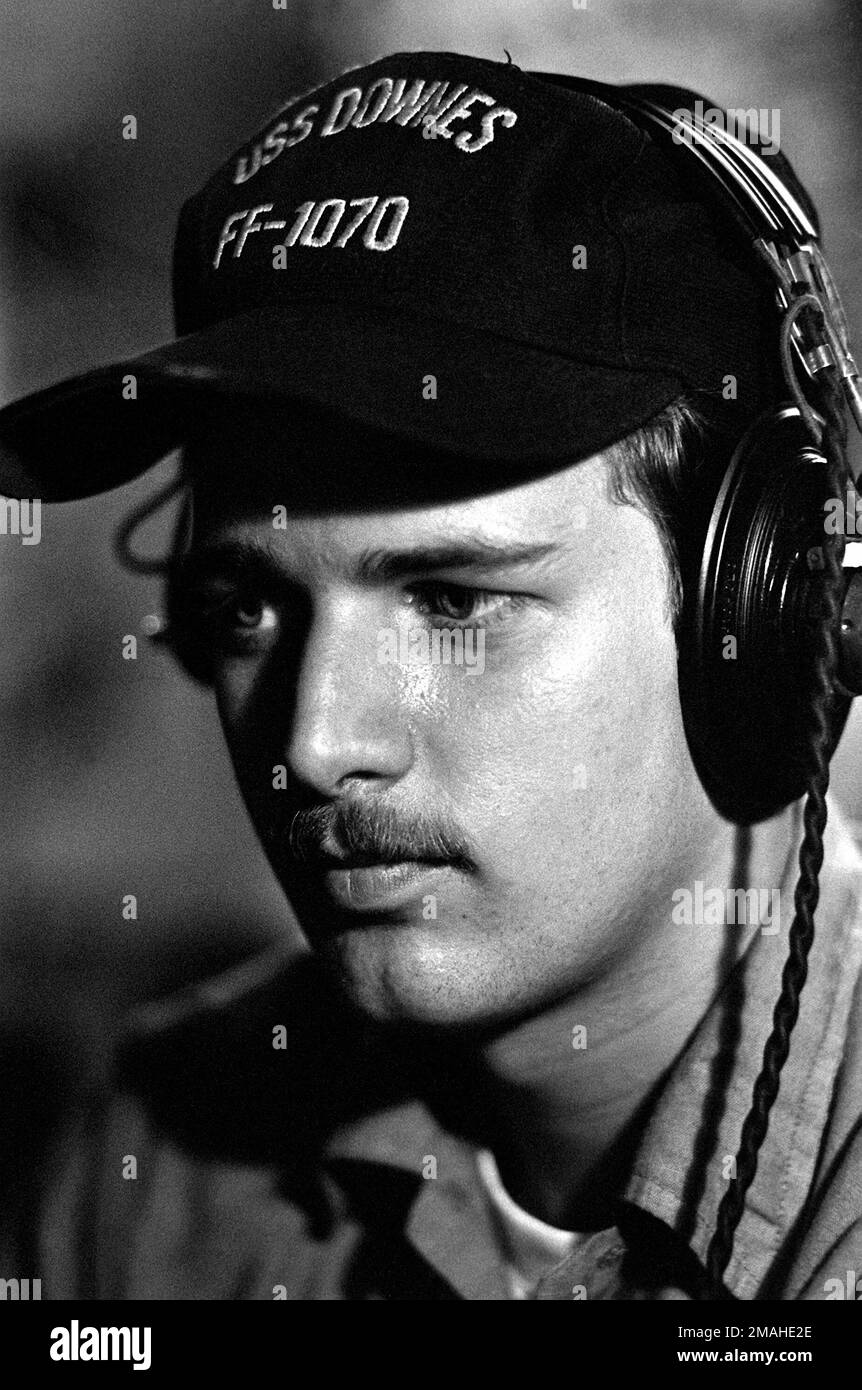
[606,395,739,635]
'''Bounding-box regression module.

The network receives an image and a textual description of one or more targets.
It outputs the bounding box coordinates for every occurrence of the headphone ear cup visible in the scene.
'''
[678,405,851,825]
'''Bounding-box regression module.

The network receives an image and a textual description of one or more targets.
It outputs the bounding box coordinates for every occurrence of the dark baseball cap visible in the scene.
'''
[0,50,784,502]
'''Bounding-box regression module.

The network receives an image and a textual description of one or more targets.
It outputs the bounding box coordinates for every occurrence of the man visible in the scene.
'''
[3,51,862,1301]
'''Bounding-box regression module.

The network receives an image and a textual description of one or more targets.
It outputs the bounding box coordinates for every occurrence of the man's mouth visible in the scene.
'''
[304,850,455,913]
[273,807,473,916]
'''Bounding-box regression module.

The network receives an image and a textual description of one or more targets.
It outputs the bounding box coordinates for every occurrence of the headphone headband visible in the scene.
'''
[612,93,818,242]
[530,71,862,446]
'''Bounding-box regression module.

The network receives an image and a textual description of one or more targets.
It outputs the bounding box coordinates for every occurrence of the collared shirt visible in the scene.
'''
[474,1147,585,1298]
[38,801,862,1300]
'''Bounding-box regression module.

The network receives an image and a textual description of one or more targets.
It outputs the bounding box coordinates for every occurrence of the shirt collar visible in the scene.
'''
[325,1097,511,1298]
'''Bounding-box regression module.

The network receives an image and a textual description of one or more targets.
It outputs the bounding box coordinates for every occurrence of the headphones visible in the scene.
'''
[527,74,862,821]
[124,74,862,1299]
[524,73,862,1299]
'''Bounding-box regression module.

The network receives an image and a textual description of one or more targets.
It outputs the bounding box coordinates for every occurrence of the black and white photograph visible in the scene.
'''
[1,0,861,1361]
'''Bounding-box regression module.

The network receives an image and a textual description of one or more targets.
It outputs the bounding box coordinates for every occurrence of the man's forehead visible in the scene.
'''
[188,446,606,556]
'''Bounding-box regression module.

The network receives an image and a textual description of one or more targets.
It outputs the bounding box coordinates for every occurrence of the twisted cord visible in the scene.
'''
[702,389,849,1299]
[113,472,188,576]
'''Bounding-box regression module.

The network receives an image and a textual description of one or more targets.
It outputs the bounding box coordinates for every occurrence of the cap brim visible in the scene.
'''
[0,302,683,501]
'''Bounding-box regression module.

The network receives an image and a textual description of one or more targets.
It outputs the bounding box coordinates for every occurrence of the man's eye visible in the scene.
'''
[231,595,274,630]
[188,587,279,647]
[407,583,521,626]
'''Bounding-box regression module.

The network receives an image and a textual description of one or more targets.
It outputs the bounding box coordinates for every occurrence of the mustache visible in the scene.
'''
[281,800,475,871]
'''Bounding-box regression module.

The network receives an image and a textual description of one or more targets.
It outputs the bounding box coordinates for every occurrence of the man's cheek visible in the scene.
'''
[450,738,594,874]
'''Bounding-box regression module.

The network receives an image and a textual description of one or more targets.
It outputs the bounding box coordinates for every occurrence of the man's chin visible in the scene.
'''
[302,920,544,1037]
[307,923,472,1029]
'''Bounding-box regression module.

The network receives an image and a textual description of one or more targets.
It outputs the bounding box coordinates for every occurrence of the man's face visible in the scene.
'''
[183,411,721,1032]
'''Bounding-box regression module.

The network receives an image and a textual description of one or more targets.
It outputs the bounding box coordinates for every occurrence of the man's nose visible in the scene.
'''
[283,602,414,797]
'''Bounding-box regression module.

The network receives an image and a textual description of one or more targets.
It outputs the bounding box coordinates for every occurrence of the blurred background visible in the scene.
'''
[0,0,860,1149]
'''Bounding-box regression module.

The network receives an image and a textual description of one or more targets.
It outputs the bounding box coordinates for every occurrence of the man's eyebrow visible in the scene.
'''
[353,539,563,581]
[180,537,282,580]
[182,537,564,583]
